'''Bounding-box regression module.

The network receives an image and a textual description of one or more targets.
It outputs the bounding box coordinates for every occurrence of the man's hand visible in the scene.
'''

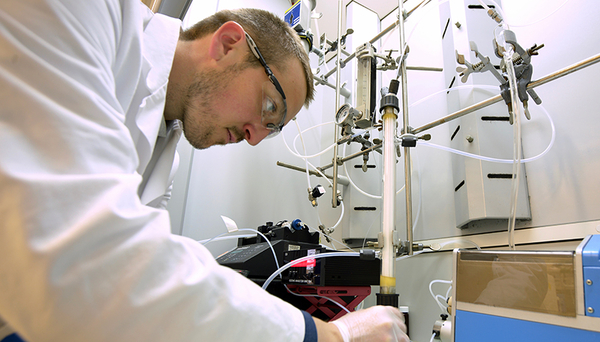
[314,306,409,342]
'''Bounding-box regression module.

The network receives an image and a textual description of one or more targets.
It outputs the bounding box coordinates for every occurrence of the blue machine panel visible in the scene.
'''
[455,310,600,341]
[582,234,600,317]
[284,1,301,28]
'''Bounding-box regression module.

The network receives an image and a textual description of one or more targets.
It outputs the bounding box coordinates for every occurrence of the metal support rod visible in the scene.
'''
[321,1,437,81]
[370,20,400,47]
[411,52,600,135]
[318,143,382,172]
[323,20,401,80]
[398,3,414,258]
[406,66,443,72]
[276,161,350,186]
[323,38,351,57]
[314,76,351,98]
[331,0,343,208]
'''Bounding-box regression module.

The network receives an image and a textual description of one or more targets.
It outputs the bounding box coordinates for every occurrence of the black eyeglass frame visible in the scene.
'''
[244,32,288,133]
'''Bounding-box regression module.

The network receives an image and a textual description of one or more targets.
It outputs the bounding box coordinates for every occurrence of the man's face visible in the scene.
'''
[179,57,306,150]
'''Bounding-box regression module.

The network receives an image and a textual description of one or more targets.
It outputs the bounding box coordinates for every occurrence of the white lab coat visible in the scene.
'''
[0,0,306,341]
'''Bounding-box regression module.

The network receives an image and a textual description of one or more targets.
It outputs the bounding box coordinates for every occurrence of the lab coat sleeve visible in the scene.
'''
[0,0,306,341]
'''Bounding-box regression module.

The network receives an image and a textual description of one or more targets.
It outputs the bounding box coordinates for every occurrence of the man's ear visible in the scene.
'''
[208,21,246,62]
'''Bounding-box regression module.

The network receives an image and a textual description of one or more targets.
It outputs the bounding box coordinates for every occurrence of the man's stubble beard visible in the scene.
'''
[180,64,246,150]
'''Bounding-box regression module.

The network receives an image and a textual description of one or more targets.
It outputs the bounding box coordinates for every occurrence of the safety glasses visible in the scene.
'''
[245,32,288,138]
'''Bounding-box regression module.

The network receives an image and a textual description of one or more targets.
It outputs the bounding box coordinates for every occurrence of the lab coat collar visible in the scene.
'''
[133,12,181,175]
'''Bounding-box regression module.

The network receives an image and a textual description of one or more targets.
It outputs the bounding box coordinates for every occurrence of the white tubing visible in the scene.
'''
[478,0,509,28]
[429,279,452,314]
[282,121,337,160]
[331,201,345,230]
[342,144,408,199]
[294,119,312,190]
[412,150,423,235]
[438,239,481,250]
[410,84,498,108]
[406,0,449,49]
[361,215,379,249]
[293,120,348,245]
[343,143,381,199]
[418,104,555,164]
[293,121,340,159]
[505,0,572,28]
[502,35,521,251]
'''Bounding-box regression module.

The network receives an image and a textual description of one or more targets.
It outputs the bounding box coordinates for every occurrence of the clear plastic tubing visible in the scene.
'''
[503,45,522,251]
[416,89,556,165]
[282,121,336,160]
[295,119,312,190]
[261,252,359,290]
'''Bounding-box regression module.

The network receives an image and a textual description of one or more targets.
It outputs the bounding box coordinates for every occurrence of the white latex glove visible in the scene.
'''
[331,306,409,342]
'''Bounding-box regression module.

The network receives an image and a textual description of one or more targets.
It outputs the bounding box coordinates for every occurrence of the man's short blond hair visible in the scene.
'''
[181,8,314,107]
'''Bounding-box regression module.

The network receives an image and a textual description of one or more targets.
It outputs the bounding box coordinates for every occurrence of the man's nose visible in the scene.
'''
[243,123,269,146]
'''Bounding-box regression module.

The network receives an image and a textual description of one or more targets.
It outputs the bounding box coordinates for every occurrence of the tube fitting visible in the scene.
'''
[432,314,452,341]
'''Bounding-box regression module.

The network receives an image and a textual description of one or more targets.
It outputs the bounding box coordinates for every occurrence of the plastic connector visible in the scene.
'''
[388,79,400,95]
[380,94,399,113]
[359,249,377,260]
[432,314,452,342]
[376,293,399,307]
[291,219,304,231]
[401,135,418,147]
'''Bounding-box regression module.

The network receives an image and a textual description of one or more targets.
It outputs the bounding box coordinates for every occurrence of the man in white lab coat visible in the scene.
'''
[0,0,408,341]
